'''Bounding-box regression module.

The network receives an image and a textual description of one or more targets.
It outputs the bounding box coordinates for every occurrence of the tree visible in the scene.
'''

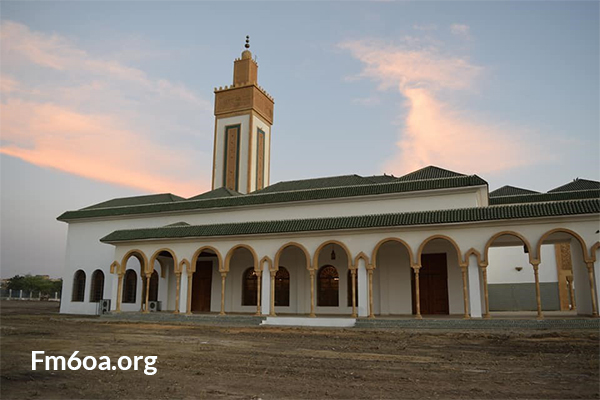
[6,274,62,296]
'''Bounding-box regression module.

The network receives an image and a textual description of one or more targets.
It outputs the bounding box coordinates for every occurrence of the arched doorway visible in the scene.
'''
[274,242,310,314]
[416,236,464,315]
[275,267,290,307]
[89,270,105,302]
[72,270,86,302]
[371,238,413,316]
[318,265,339,307]
[122,269,137,304]
[191,247,220,313]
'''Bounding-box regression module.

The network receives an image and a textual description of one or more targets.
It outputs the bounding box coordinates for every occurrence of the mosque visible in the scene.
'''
[57,40,600,322]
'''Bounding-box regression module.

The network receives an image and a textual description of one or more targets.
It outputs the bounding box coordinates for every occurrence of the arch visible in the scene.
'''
[225,244,258,272]
[149,248,178,277]
[535,228,590,263]
[110,261,120,275]
[241,267,258,306]
[274,242,311,271]
[464,248,485,267]
[259,256,272,273]
[274,267,290,307]
[353,252,370,270]
[191,246,223,272]
[120,249,148,275]
[177,258,190,274]
[417,235,464,267]
[71,270,86,302]
[371,238,414,269]
[89,270,105,302]
[317,265,339,307]
[122,269,137,303]
[591,242,600,262]
[312,240,352,271]
[482,231,534,265]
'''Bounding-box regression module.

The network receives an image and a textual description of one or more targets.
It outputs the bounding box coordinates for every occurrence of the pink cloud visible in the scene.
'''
[1,100,209,197]
[340,39,551,176]
[1,20,213,196]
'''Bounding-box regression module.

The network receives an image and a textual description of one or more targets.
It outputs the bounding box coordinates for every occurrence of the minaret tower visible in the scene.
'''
[211,36,274,193]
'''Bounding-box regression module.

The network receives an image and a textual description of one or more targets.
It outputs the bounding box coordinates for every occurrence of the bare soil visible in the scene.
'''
[1,301,598,399]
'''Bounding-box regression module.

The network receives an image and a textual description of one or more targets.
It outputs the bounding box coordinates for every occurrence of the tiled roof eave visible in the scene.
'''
[100,199,600,244]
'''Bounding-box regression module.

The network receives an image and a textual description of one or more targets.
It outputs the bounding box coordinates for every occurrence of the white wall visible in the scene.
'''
[212,114,251,193]
[488,245,558,284]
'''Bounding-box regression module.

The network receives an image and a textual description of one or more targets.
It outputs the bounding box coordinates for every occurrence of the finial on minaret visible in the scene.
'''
[245,35,250,49]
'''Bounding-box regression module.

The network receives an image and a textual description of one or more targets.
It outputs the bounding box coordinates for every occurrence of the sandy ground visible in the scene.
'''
[1,301,598,399]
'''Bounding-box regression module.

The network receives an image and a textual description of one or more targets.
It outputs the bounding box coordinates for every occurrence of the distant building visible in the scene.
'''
[57,42,600,319]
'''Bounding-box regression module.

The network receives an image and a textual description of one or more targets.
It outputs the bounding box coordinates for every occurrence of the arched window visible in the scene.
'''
[89,270,105,302]
[123,269,137,304]
[318,265,339,307]
[149,270,159,302]
[242,267,258,306]
[72,270,86,302]
[275,267,290,307]
[347,270,358,307]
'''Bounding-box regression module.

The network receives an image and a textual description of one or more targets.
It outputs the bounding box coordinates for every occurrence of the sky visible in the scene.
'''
[1,1,598,279]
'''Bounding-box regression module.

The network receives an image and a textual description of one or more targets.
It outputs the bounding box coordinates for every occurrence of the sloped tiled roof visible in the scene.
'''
[490,189,600,205]
[58,175,487,221]
[100,199,600,243]
[396,166,465,182]
[489,185,540,198]
[81,193,185,210]
[188,187,241,200]
[254,174,397,193]
[548,178,600,193]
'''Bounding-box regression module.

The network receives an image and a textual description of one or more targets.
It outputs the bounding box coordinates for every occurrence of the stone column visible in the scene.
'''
[480,266,491,319]
[185,271,193,315]
[467,257,482,318]
[531,262,543,320]
[351,268,357,318]
[116,273,124,312]
[220,272,227,316]
[586,262,599,317]
[174,272,181,314]
[256,271,262,316]
[143,274,151,314]
[261,269,270,315]
[460,265,470,319]
[269,270,276,317]
[309,269,316,317]
[412,266,422,319]
[367,268,374,319]
[357,260,368,317]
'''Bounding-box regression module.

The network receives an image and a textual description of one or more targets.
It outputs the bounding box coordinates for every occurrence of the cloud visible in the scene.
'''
[0,100,206,197]
[450,24,470,39]
[340,38,552,176]
[0,20,213,197]
[413,23,437,31]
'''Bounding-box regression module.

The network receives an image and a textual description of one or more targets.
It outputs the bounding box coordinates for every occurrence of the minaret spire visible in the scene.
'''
[245,35,250,49]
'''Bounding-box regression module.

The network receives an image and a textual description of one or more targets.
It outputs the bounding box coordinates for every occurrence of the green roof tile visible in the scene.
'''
[100,199,600,243]
[58,175,487,221]
[253,174,395,193]
[489,185,540,197]
[396,166,465,181]
[548,178,600,193]
[188,187,241,200]
[489,189,600,205]
[81,193,185,210]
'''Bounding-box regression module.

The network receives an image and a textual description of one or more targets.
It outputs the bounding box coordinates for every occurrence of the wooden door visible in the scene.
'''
[412,253,449,315]
[191,261,212,312]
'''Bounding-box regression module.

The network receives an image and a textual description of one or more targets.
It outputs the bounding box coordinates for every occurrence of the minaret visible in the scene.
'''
[212,36,274,193]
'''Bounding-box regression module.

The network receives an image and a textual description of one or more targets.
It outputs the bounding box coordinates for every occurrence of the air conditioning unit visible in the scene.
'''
[97,299,111,315]
[148,301,161,312]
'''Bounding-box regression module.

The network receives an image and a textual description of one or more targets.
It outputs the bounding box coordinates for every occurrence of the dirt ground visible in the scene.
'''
[1,301,598,399]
